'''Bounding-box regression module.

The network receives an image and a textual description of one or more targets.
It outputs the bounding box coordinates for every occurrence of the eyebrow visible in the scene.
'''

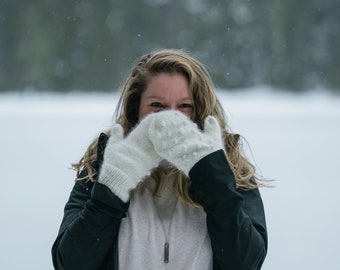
[144,96,192,101]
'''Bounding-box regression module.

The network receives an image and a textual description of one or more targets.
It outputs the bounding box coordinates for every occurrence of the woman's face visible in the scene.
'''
[138,72,193,120]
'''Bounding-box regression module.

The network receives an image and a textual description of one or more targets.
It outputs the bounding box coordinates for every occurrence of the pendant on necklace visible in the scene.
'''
[164,242,169,263]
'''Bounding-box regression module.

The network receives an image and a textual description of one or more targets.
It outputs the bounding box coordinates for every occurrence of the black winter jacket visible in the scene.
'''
[52,133,267,270]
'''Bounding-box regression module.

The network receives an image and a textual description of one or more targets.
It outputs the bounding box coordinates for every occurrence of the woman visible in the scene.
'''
[52,49,267,270]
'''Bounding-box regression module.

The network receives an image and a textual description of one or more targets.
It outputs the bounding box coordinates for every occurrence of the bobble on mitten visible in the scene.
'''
[148,110,224,175]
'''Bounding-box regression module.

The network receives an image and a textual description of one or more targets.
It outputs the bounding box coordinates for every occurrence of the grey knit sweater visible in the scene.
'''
[118,176,213,269]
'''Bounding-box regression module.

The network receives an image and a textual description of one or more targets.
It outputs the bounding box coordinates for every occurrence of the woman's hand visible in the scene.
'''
[98,114,161,202]
[148,110,225,176]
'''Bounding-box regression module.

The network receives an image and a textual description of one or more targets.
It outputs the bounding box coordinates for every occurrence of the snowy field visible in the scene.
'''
[0,88,339,270]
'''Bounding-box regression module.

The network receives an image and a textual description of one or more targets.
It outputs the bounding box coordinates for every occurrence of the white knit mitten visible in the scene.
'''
[98,114,161,202]
[148,110,224,176]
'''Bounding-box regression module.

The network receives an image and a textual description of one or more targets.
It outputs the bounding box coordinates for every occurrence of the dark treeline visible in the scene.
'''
[0,0,339,92]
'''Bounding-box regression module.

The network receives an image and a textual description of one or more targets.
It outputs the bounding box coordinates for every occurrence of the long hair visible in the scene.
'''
[73,49,263,207]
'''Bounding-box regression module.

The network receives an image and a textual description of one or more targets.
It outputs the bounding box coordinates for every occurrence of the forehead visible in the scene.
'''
[144,73,190,97]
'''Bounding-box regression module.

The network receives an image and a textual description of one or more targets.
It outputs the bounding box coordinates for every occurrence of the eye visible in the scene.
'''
[150,102,164,108]
[179,103,193,109]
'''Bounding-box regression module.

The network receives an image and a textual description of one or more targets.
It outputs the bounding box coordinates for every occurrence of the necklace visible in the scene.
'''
[152,192,178,264]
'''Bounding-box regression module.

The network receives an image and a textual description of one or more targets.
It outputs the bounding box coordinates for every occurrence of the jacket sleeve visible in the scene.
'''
[189,150,268,270]
[52,134,129,270]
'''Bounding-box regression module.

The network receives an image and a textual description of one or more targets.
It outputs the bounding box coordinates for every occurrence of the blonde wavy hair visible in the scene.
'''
[73,49,263,207]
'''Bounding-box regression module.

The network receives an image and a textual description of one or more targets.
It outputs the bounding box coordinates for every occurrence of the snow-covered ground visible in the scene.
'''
[0,88,339,270]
